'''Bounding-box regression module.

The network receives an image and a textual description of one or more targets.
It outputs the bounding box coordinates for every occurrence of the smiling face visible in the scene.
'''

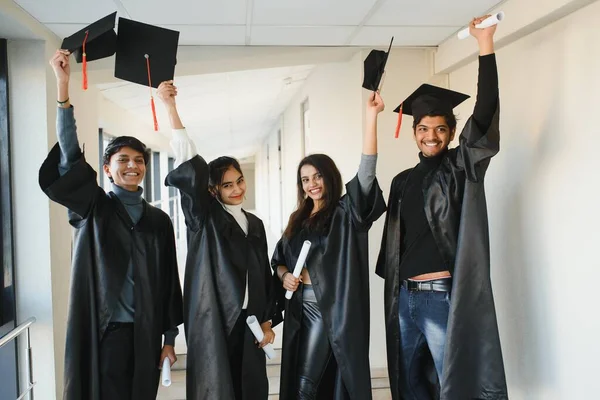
[216,166,246,206]
[103,146,146,191]
[414,115,456,157]
[300,164,325,206]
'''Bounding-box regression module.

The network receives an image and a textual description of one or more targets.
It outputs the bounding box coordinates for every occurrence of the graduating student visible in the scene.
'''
[159,81,279,400]
[39,47,183,400]
[271,93,387,400]
[376,16,508,400]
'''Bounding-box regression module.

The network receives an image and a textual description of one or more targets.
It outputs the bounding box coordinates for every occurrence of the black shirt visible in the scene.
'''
[398,54,499,280]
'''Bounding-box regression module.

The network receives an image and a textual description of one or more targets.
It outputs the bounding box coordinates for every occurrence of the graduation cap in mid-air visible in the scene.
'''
[61,12,118,90]
[393,84,470,138]
[115,17,180,131]
[362,37,394,93]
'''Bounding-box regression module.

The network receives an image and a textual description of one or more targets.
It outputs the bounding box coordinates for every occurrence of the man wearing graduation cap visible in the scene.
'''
[375,16,508,400]
[39,15,184,400]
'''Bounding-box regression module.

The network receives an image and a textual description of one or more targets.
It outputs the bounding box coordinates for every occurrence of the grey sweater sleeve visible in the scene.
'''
[357,154,377,195]
[57,106,82,176]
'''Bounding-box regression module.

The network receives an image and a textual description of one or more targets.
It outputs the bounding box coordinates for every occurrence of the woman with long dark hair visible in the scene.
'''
[158,81,279,400]
[272,93,387,400]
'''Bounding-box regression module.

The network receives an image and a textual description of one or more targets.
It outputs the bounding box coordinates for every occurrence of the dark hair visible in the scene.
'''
[283,154,342,238]
[208,156,243,199]
[103,136,150,166]
[412,111,457,132]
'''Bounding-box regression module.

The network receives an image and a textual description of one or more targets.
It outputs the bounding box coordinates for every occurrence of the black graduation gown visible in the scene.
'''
[376,109,508,400]
[272,175,386,400]
[38,144,184,400]
[165,155,279,400]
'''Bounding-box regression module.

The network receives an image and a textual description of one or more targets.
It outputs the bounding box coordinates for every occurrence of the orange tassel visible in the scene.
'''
[82,30,89,90]
[146,54,158,131]
[150,96,158,131]
[395,104,403,138]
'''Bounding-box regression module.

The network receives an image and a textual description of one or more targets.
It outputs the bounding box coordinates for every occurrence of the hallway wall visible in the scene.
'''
[448,1,600,398]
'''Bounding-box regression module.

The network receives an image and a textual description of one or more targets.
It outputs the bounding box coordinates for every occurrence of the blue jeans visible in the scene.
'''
[398,285,450,400]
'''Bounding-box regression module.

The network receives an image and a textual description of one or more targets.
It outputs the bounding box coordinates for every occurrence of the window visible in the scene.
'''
[143,149,153,202]
[167,157,175,217]
[301,98,310,156]
[0,38,16,335]
[98,129,112,192]
[152,151,161,202]
[0,37,19,400]
[167,157,180,239]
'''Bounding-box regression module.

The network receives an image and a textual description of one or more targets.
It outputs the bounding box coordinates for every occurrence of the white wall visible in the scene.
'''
[256,48,435,368]
[447,1,600,398]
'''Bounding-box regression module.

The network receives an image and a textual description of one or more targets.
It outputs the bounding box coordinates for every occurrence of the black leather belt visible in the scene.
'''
[106,322,134,332]
[402,278,452,292]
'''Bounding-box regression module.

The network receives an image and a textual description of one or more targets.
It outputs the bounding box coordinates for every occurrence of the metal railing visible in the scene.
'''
[0,317,36,400]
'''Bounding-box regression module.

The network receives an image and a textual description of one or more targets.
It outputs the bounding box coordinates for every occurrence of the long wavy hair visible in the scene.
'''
[283,154,343,238]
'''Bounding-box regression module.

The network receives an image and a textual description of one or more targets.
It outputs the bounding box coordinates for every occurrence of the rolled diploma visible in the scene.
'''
[246,315,276,359]
[285,240,312,300]
[457,12,505,40]
[161,357,172,387]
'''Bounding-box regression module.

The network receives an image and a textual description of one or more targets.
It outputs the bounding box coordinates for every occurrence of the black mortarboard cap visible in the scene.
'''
[362,37,394,92]
[60,12,117,90]
[392,84,470,138]
[114,18,180,131]
[114,18,179,89]
[61,12,117,63]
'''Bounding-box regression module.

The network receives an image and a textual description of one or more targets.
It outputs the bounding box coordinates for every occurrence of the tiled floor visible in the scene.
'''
[157,351,392,400]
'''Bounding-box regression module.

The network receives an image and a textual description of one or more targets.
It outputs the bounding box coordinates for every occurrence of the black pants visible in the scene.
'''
[296,286,334,400]
[99,322,135,400]
[228,310,248,400]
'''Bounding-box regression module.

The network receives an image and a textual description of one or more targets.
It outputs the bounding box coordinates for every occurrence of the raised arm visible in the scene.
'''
[358,91,385,188]
[39,50,100,221]
[456,16,500,181]
[159,81,211,231]
[363,91,384,156]
[470,15,499,137]
[339,91,386,229]
[49,50,81,176]
[355,91,385,195]
[157,81,197,167]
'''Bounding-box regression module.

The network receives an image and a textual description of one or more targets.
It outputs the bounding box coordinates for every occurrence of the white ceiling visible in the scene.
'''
[98,64,314,159]
[14,0,504,46]
[0,9,38,39]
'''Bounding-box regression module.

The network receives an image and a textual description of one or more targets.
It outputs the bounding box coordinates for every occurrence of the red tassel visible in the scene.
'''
[150,96,158,131]
[395,104,403,138]
[146,54,158,131]
[82,30,89,90]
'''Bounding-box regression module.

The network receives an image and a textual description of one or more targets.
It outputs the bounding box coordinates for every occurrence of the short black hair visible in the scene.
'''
[103,136,150,166]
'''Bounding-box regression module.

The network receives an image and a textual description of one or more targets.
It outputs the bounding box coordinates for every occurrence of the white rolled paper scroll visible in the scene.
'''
[161,357,172,387]
[285,240,312,300]
[457,12,505,40]
[246,315,276,359]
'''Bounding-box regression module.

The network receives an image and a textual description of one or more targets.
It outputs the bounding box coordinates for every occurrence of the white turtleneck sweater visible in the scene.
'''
[171,128,251,309]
